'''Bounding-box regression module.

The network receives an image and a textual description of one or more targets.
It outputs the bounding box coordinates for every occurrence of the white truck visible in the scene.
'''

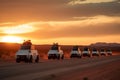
[106,49,112,56]
[16,40,39,63]
[82,47,91,57]
[70,46,82,58]
[91,48,99,56]
[100,49,107,56]
[48,43,64,60]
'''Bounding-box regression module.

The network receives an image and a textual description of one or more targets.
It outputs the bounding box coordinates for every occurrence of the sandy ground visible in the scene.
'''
[0,55,120,80]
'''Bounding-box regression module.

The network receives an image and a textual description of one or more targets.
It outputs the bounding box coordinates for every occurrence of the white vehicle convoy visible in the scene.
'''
[16,40,39,63]
[91,48,99,56]
[82,48,91,57]
[70,46,82,58]
[48,43,64,60]
[100,49,107,56]
[106,49,112,56]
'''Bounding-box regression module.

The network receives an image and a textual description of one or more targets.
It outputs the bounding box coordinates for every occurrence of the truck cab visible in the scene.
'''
[82,47,91,57]
[106,49,112,56]
[91,48,99,56]
[70,46,82,58]
[100,49,106,56]
[48,43,64,60]
[16,40,39,63]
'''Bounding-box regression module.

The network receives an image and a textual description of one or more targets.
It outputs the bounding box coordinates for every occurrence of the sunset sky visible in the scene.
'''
[0,0,120,45]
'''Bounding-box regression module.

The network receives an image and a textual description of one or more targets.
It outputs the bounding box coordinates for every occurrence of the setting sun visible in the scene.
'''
[1,36,23,43]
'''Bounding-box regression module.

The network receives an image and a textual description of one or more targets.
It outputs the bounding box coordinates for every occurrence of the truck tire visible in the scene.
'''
[25,56,29,63]
[53,56,56,59]
[48,56,51,59]
[29,55,33,63]
[70,55,72,58]
[35,56,39,63]
[16,58,20,63]
[61,55,64,59]
[79,56,81,58]
[57,55,60,60]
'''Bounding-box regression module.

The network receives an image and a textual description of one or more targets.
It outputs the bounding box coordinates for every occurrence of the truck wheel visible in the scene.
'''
[70,55,72,58]
[29,55,33,63]
[53,56,56,59]
[79,56,81,58]
[35,56,39,63]
[16,58,20,63]
[25,56,29,63]
[61,55,64,59]
[57,55,60,60]
[57,56,60,60]
[48,56,51,59]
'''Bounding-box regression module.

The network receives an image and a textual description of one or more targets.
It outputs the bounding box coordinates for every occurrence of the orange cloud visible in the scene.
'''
[68,0,116,5]
[12,15,120,40]
[0,24,38,34]
[0,0,120,22]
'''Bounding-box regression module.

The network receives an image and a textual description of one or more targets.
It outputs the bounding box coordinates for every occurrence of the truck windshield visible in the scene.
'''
[84,48,88,51]
[107,50,111,52]
[51,45,58,50]
[101,49,105,52]
[20,45,31,50]
[93,49,97,51]
[72,46,78,51]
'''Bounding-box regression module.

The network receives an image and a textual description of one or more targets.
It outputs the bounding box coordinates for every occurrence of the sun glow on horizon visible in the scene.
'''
[1,36,23,43]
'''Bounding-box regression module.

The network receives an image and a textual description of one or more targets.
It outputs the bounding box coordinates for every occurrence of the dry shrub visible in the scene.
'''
[1,54,9,61]
[9,52,15,57]
[0,52,15,61]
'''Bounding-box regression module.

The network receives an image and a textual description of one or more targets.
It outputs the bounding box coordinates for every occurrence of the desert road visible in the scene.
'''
[0,55,120,80]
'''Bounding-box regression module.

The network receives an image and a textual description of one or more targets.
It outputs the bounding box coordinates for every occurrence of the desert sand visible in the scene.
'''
[0,55,120,80]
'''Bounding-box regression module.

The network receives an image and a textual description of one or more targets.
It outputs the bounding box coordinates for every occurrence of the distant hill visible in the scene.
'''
[90,42,120,52]
[90,42,120,47]
[0,42,120,55]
